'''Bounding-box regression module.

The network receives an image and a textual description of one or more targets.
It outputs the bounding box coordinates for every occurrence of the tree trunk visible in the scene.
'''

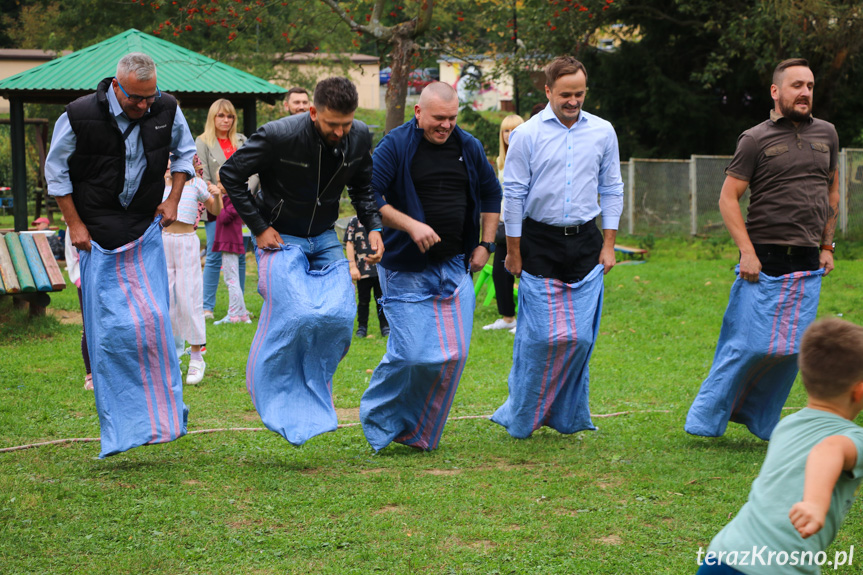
[384,32,415,134]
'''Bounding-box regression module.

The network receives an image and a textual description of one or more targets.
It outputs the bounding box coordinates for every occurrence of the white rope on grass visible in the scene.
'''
[0,410,670,454]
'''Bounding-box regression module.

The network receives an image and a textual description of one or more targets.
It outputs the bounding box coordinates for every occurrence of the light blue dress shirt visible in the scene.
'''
[502,105,624,237]
[45,85,196,208]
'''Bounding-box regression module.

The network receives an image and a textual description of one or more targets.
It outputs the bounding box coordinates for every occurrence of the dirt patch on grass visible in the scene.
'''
[239,411,261,422]
[47,308,82,325]
[372,504,401,515]
[424,468,462,476]
[335,407,360,422]
[596,535,623,545]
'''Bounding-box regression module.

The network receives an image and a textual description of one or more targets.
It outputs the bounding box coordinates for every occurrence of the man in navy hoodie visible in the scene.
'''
[359,82,501,452]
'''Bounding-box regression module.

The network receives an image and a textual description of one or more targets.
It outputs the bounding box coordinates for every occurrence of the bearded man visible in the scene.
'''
[686,58,840,440]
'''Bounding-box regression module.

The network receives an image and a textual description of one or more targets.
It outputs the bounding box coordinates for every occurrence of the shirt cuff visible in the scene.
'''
[601,216,620,230]
[504,220,522,237]
[47,184,73,197]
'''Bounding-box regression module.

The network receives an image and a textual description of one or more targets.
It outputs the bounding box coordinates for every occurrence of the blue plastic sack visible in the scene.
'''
[79,220,188,458]
[685,267,825,440]
[247,245,354,445]
[360,267,474,451]
[491,265,605,439]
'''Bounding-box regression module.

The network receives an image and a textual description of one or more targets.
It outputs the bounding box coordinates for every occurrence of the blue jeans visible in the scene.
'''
[379,255,466,299]
[203,220,245,312]
[274,229,345,271]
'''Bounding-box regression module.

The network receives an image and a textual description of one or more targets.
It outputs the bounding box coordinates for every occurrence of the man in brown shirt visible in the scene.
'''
[685,58,840,440]
[720,58,839,279]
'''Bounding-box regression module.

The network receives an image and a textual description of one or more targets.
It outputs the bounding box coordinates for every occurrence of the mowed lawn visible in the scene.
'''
[1,241,862,574]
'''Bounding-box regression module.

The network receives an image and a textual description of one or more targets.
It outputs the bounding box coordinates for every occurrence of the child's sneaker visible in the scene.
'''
[356,326,368,338]
[83,373,94,391]
[381,326,390,337]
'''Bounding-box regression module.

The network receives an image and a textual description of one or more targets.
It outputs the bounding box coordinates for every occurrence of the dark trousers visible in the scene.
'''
[357,276,388,330]
[751,244,820,277]
[492,228,516,317]
[521,217,603,283]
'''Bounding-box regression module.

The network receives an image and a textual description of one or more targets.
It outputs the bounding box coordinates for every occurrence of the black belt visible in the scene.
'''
[525,217,595,236]
[752,243,819,256]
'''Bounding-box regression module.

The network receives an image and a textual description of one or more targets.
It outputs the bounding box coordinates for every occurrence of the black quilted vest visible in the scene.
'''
[66,77,177,250]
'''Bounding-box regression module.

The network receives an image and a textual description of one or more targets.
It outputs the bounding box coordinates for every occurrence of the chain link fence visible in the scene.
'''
[620,149,863,240]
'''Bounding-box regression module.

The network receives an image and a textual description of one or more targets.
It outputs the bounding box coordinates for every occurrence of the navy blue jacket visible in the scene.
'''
[372,118,501,272]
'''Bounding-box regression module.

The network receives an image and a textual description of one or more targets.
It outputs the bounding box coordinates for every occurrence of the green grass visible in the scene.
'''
[1,245,862,574]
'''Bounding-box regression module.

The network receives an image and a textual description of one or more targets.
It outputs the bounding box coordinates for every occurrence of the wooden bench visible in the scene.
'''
[614,244,649,264]
[0,232,66,316]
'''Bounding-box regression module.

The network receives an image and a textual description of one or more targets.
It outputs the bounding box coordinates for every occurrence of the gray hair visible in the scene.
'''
[116,52,156,82]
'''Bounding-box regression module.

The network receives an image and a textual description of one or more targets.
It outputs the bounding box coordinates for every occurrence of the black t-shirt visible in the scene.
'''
[410,136,469,261]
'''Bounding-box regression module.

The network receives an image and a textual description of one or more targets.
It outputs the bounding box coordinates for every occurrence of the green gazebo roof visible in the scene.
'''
[0,28,286,105]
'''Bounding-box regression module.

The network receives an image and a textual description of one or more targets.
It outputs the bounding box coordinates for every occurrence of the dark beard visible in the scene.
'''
[779,100,811,122]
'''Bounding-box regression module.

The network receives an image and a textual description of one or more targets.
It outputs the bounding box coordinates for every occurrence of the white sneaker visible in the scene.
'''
[186,359,206,385]
[483,318,517,331]
[203,310,215,320]
[509,326,517,334]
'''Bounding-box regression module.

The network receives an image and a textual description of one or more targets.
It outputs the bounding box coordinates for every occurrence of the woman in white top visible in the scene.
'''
[484,114,524,332]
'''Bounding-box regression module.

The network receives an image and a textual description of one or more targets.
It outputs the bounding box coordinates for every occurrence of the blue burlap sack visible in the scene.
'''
[491,265,605,439]
[360,267,474,452]
[685,267,825,440]
[79,220,188,458]
[247,245,354,445]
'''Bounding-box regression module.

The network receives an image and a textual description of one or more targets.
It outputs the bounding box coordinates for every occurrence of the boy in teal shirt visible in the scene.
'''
[698,318,863,575]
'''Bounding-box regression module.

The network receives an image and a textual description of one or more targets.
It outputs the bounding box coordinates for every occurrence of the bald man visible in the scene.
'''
[359,82,501,452]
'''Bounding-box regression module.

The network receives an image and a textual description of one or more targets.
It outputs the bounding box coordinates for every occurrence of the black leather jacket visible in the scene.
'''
[220,113,382,238]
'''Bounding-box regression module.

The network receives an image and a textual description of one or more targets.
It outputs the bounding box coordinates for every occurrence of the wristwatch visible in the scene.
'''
[479,241,496,254]
[820,242,835,252]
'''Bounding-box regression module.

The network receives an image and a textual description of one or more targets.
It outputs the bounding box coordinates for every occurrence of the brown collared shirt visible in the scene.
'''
[725,110,838,247]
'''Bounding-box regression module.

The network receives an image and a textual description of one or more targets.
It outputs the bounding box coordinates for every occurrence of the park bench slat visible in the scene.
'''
[4,233,37,293]
[32,233,66,291]
[19,234,52,292]
[614,244,648,255]
[0,234,22,294]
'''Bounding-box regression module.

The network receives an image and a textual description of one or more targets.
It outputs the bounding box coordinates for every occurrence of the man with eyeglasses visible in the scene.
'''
[46,51,196,251]
[42,52,196,456]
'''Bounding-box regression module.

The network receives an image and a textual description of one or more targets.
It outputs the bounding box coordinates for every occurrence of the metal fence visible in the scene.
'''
[619,149,863,240]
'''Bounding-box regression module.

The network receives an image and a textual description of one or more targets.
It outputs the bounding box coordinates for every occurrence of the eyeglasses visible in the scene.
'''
[115,78,161,104]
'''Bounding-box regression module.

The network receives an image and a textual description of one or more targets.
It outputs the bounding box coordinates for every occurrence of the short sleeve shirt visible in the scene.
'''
[343,216,378,279]
[708,408,863,574]
[163,177,211,226]
[725,112,838,247]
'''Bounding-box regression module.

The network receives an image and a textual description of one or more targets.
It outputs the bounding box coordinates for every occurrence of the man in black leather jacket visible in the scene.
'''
[220,77,383,269]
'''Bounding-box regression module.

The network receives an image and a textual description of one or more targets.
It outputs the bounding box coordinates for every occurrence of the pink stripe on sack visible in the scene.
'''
[134,242,181,440]
[767,276,791,356]
[785,277,806,355]
[426,288,467,449]
[115,249,159,444]
[545,282,580,416]
[533,279,558,430]
[396,294,451,447]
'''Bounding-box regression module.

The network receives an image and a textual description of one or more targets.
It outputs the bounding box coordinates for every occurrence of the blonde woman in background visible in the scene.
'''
[483,114,525,332]
[195,99,258,320]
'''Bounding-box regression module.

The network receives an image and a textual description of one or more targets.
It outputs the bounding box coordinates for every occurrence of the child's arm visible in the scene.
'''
[789,435,858,538]
[345,241,360,281]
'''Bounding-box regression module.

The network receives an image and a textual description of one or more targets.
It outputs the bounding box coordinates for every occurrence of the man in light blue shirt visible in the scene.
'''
[45,52,195,252]
[491,56,623,440]
[503,56,623,280]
